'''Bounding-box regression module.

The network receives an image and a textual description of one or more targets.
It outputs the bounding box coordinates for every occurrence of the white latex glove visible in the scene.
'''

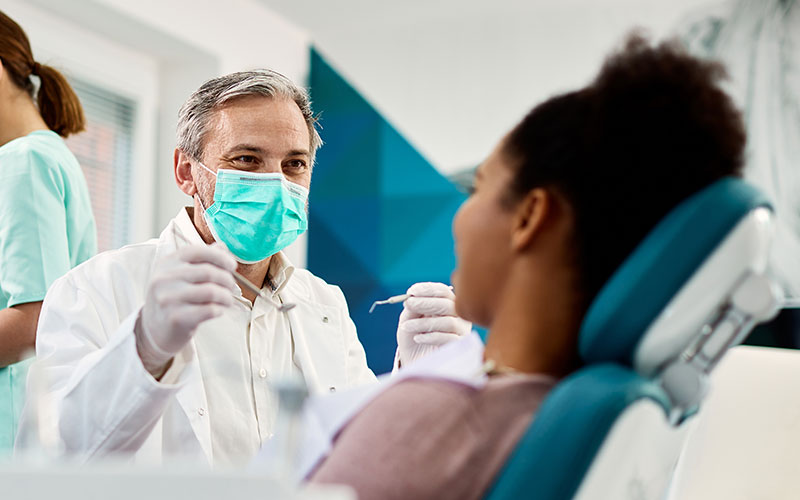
[396,282,472,368]
[136,243,238,377]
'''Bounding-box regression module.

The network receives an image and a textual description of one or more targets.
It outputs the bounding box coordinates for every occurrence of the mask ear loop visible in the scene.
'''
[191,161,227,258]
[194,193,209,214]
[195,160,218,176]
[193,160,217,214]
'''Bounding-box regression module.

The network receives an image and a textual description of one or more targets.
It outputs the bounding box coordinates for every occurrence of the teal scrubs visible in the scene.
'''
[0,130,97,454]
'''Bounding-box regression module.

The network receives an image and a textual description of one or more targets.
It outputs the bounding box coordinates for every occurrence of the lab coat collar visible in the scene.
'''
[173,207,207,246]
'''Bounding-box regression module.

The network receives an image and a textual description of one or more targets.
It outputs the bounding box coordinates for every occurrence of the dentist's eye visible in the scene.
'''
[284,159,308,172]
[235,155,259,164]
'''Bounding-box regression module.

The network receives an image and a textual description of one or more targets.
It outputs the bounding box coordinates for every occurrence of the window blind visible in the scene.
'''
[64,79,136,252]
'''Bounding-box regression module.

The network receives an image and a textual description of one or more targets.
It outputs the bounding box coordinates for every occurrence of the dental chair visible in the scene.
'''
[485,177,781,500]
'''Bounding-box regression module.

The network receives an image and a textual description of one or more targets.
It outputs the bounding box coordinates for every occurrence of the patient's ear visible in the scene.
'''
[510,188,551,252]
[174,148,198,196]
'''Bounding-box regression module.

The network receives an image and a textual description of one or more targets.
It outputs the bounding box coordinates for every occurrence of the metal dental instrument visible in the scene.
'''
[369,285,455,313]
[173,230,296,313]
[369,293,410,313]
[232,268,296,313]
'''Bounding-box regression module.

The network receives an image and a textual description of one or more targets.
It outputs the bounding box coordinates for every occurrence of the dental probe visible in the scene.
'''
[173,230,296,313]
[369,286,455,314]
[369,294,410,313]
[232,269,296,313]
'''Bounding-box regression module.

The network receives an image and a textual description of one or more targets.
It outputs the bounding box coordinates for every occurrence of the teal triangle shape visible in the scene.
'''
[382,194,465,284]
[310,48,372,116]
[308,46,467,374]
[379,192,464,276]
[311,119,381,199]
[308,208,378,286]
[313,110,380,185]
[310,197,381,276]
[379,121,456,197]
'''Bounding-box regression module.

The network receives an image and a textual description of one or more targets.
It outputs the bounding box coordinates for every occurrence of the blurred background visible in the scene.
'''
[4,0,798,373]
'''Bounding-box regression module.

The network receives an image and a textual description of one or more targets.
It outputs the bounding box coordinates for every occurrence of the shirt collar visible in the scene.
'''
[267,251,295,295]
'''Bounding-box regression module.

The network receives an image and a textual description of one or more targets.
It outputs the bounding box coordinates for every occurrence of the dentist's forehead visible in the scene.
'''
[203,96,309,153]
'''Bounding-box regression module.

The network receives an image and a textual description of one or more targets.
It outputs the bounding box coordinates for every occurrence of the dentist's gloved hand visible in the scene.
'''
[136,243,238,378]
[396,282,472,368]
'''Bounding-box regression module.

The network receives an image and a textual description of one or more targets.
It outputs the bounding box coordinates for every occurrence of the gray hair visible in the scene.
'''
[176,69,322,164]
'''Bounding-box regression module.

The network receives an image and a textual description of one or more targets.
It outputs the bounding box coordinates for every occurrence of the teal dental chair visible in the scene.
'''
[485,177,781,500]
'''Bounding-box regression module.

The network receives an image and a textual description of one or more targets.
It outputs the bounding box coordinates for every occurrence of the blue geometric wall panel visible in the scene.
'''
[308,47,466,374]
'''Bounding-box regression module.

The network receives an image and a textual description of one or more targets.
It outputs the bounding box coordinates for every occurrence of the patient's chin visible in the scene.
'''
[454,297,481,327]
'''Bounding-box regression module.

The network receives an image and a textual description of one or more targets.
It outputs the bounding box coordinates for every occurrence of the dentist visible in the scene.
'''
[16,69,469,466]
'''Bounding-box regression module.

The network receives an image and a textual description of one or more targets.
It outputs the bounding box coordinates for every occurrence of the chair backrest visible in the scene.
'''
[485,178,779,500]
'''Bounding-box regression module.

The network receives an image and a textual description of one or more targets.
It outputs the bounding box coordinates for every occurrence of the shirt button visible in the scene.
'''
[259,368,267,378]
[322,316,329,323]
[329,386,336,393]
[198,407,205,417]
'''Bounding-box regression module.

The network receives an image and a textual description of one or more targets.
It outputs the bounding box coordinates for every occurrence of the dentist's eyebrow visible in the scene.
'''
[226,144,267,155]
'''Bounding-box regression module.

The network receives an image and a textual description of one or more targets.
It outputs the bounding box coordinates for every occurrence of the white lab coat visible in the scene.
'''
[15,211,377,464]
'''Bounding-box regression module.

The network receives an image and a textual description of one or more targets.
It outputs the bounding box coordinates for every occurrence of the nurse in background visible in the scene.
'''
[0,10,97,454]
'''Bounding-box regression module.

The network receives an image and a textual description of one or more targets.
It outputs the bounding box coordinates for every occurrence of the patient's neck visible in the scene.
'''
[483,257,583,378]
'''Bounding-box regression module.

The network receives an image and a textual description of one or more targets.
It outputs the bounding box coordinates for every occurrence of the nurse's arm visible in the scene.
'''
[0,301,42,367]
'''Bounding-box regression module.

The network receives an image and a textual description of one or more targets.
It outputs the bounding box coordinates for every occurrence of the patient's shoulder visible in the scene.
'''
[310,376,555,500]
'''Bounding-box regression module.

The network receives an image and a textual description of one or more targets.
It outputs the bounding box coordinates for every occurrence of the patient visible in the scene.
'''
[309,34,746,499]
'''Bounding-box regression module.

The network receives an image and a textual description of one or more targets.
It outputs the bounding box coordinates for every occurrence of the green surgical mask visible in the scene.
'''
[196,162,308,263]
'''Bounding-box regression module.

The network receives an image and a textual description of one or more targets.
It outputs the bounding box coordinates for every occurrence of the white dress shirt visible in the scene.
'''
[173,212,301,467]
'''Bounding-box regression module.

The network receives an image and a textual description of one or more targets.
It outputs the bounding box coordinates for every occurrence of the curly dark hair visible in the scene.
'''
[503,34,746,309]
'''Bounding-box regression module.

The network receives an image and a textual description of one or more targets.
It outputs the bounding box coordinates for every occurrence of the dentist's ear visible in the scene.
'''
[174,148,198,196]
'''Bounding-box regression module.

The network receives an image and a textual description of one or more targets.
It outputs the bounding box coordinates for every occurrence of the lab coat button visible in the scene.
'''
[198,407,205,417]
[329,386,336,393]
[322,316,329,323]
[259,368,267,378]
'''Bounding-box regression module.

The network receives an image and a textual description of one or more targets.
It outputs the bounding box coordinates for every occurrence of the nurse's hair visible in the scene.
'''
[177,69,322,165]
[502,33,746,310]
[0,10,85,137]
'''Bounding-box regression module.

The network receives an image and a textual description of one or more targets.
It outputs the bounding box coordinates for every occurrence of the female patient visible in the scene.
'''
[310,35,746,499]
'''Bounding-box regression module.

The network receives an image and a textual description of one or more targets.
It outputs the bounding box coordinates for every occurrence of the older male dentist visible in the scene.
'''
[16,70,470,467]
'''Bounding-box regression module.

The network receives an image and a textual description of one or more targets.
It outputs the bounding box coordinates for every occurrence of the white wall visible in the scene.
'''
[7,0,311,266]
[262,0,723,174]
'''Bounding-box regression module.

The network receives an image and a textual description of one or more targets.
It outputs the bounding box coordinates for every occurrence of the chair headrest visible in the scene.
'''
[579,178,772,373]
